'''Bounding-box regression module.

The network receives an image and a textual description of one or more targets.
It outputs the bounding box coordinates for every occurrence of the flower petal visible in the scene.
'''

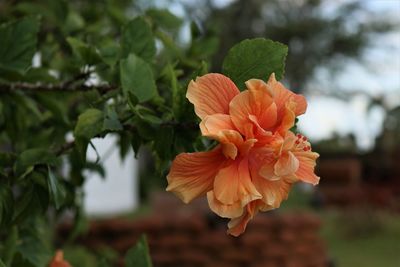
[200,114,243,159]
[214,159,261,205]
[250,150,293,208]
[227,200,259,237]
[293,151,320,185]
[187,73,240,119]
[274,151,299,177]
[166,146,226,203]
[200,114,236,137]
[207,191,244,218]
[267,73,307,116]
[229,86,276,138]
[49,251,72,267]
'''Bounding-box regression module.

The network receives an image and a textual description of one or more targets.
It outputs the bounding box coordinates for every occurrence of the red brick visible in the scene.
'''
[248,215,279,232]
[112,236,146,253]
[196,231,233,250]
[220,247,254,263]
[250,261,281,267]
[260,244,287,260]
[178,249,210,265]
[279,229,297,244]
[205,261,238,267]
[241,231,271,247]
[151,250,177,265]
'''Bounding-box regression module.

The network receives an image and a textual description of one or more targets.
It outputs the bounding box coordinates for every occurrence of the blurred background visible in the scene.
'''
[77,1,400,266]
[74,0,400,266]
[3,0,399,266]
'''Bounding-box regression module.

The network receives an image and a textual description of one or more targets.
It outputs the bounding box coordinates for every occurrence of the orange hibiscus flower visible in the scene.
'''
[49,250,72,267]
[166,73,319,236]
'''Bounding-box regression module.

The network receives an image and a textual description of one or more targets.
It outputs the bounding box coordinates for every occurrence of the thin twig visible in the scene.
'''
[0,82,118,94]
[55,141,76,156]
[54,121,198,156]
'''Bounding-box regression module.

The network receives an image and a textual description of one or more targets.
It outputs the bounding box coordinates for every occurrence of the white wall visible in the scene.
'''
[83,135,138,216]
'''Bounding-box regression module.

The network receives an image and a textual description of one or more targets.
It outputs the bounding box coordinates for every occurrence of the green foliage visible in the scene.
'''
[0,185,13,227]
[146,9,183,31]
[121,17,156,61]
[223,38,288,88]
[47,168,67,209]
[74,109,104,140]
[120,54,157,103]
[0,1,291,266]
[125,235,152,267]
[14,149,58,178]
[67,37,102,65]
[0,17,40,73]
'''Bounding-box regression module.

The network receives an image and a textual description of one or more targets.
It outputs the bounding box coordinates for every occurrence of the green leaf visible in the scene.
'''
[68,206,88,241]
[0,185,13,227]
[74,109,104,140]
[67,37,102,65]
[162,64,182,118]
[1,226,18,266]
[0,17,40,73]
[16,220,52,267]
[146,9,182,30]
[13,184,49,224]
[120,54,157,103]
[47,168,66,209]
[0,259,5,267]
[125,235,152,267]
[154,126,174,160]
[131,134,142,157]
[222,38,288,89]
[14,149,57,178]
[121,17,156,61]
[103,107,123,131]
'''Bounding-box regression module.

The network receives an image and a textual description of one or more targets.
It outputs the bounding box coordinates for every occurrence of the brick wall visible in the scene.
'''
[59,195,329,267]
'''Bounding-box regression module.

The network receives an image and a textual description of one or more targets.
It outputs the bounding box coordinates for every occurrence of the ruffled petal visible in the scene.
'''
[214,159,261,205]
[200,114,236,137]
[187,73,240,119]
[275,101,296,135]
[227,200,259,237]
[166,146,226,203]
[250,151,293,208]
[293,151,320,185]
[274,151,299,177]
[207,191,244,218]
[267,73,307,117]
[200,114,242,159]
[229,87,276,138]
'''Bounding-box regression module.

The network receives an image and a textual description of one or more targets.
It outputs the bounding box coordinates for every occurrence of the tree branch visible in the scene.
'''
[54,121,198,156]
[0,82,118,94]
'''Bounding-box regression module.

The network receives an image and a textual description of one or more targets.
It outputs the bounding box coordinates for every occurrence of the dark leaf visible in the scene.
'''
[222,38,288,89]
[0,184,13,227]
[121,17,156,61]
[154,126,174,160]
[125,235,152,267]
[0,17,40,73]
[47,167,66,209]
[146,9,183,30]
[13,184,49,224]
[14,149,58,178]
[103,107,123,131]
[67,37,102,65]
[74,108,104,140]
[120,54,157,103]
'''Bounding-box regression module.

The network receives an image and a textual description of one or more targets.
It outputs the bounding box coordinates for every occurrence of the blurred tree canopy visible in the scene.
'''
[195,0,394,92]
